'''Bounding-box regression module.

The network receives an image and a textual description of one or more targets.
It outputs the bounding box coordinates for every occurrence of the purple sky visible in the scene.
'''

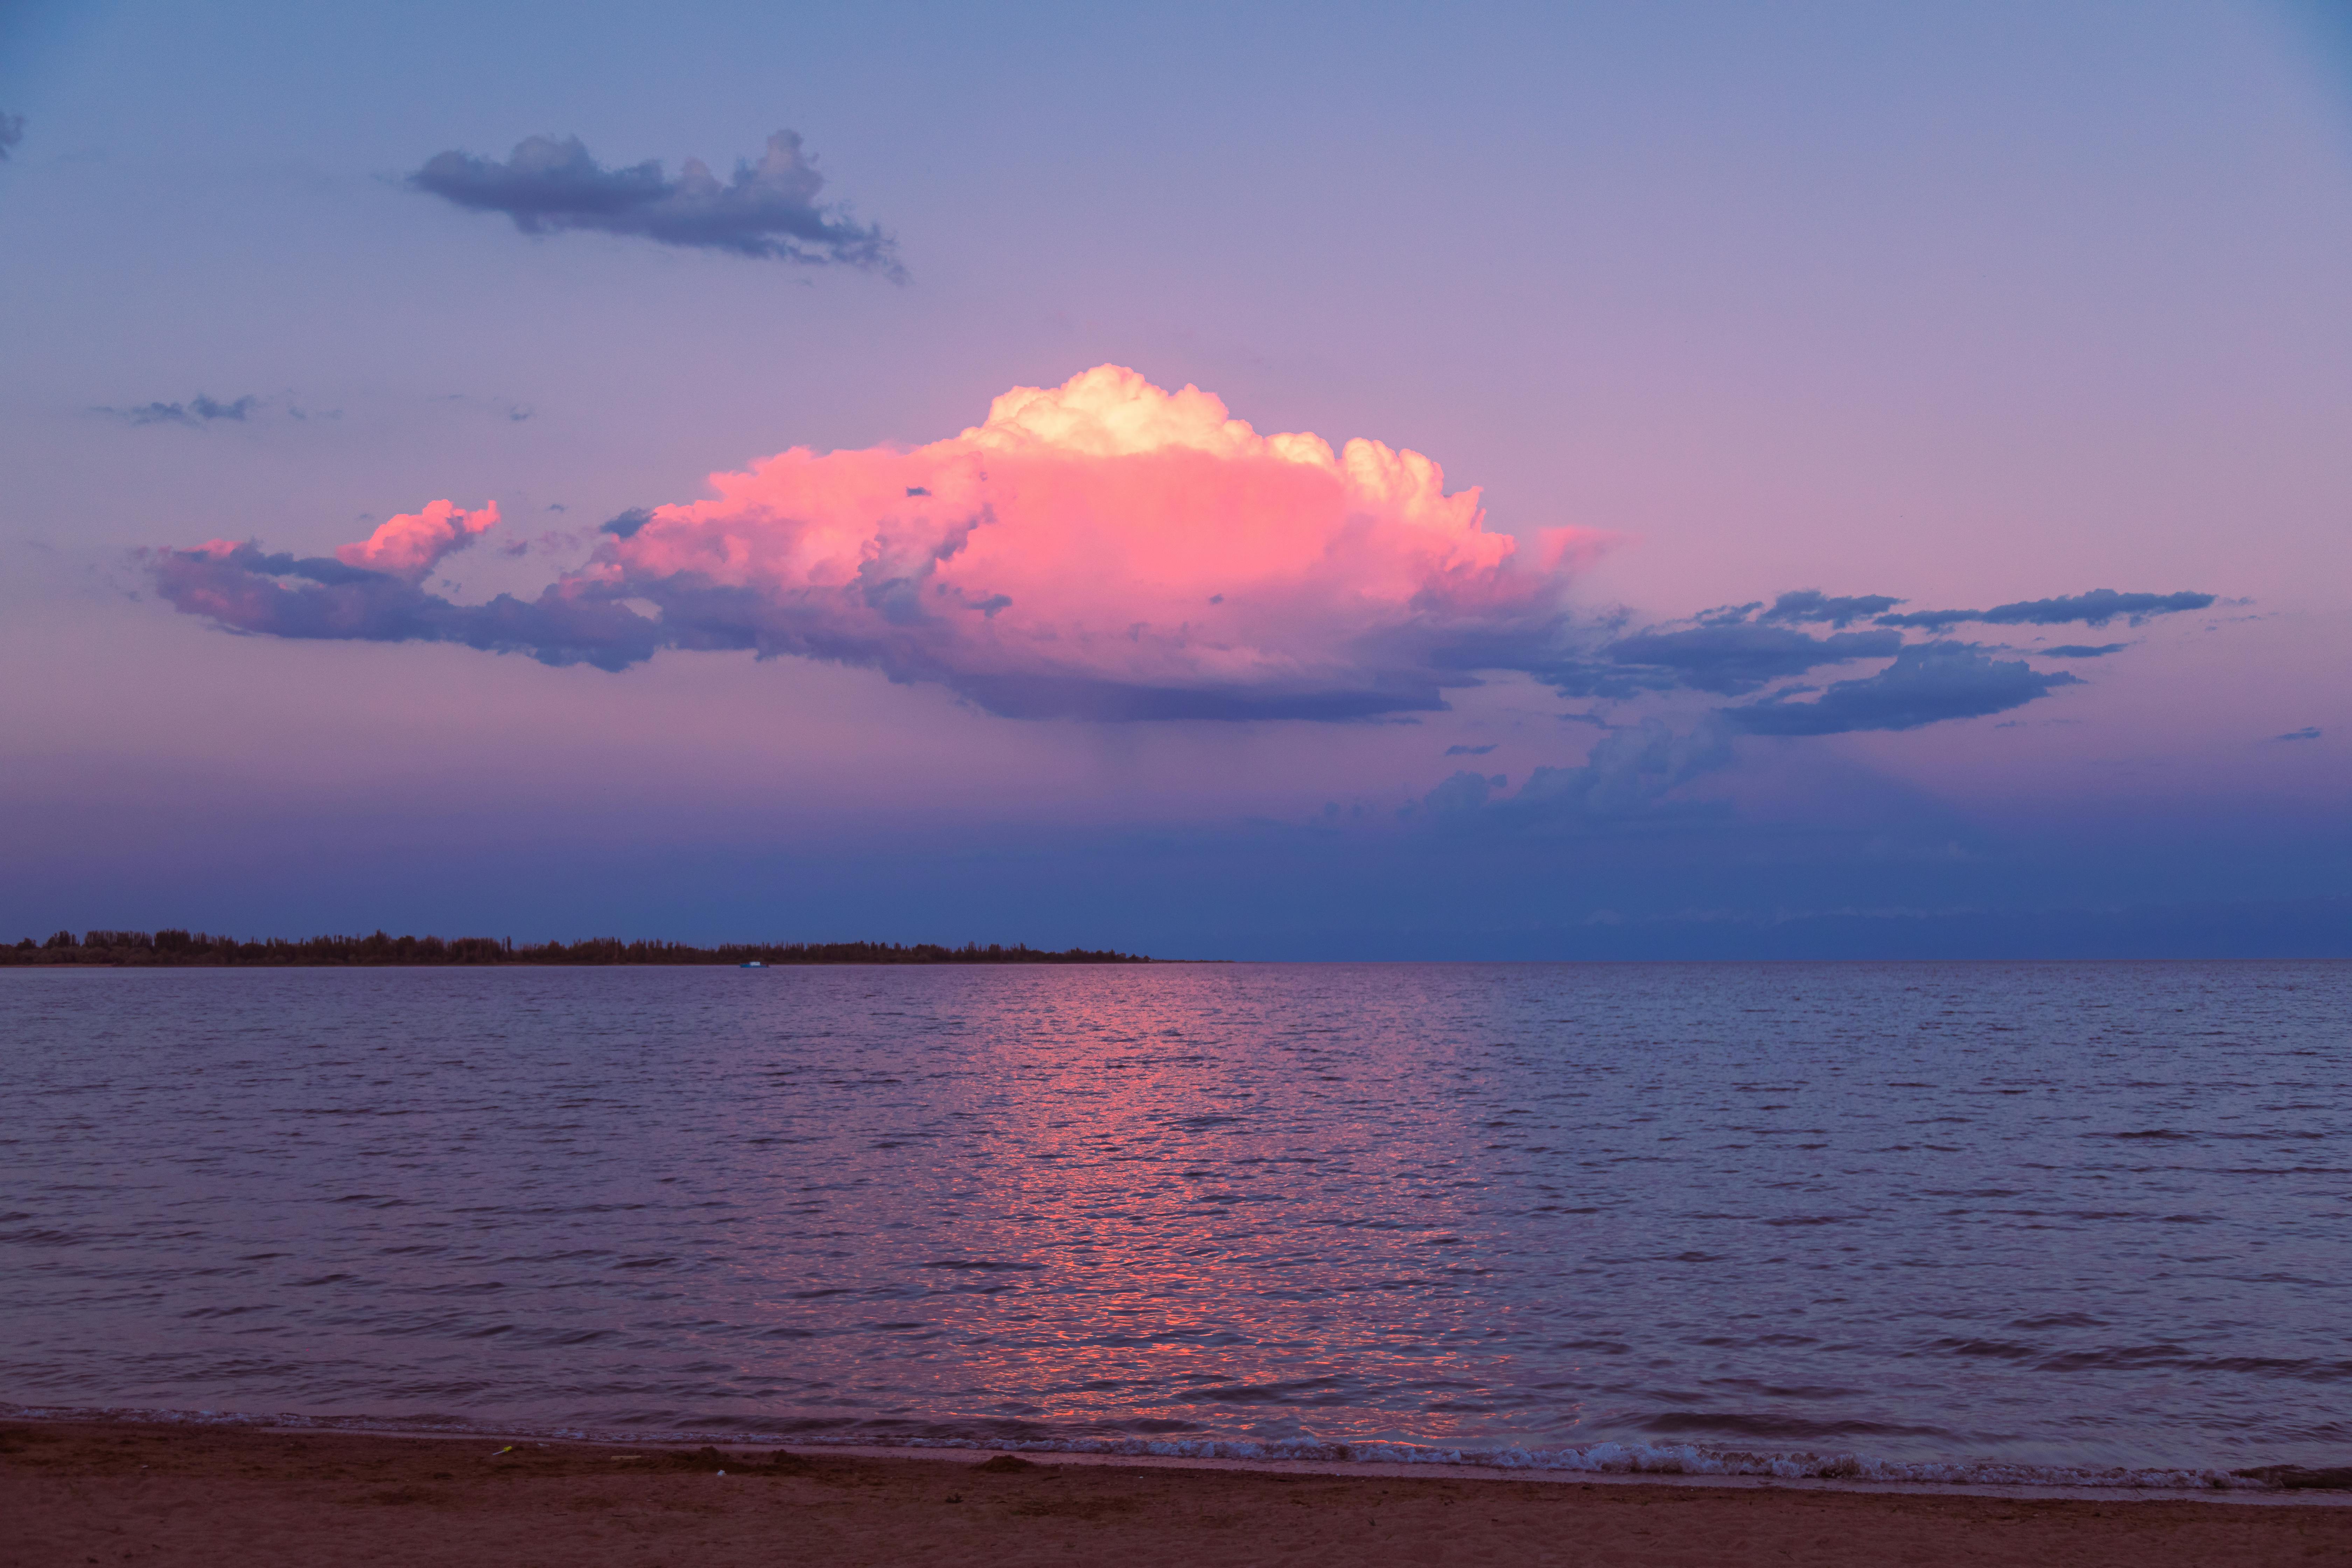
[2,1,2346,956]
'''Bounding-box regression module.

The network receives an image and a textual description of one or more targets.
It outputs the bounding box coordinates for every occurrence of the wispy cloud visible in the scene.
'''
[432,392,535,423]
[1444,743,1498,756]
[409,130,903,276]
[1755,590,1903,627]
[0,111,24,161]
[2269,726,2322,743]
[1877,589,2214,631]
[98,394,260,427]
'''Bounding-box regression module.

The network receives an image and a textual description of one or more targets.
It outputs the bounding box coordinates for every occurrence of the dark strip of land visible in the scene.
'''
[4,1421,2344,1568]
[2,931,1149,967]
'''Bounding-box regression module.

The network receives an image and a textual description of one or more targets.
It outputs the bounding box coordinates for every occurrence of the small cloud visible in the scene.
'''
[98,393,261,427]
[547,503,567,513]
[1444,743,1498,756]
[2269,726,2322,743]
[601,507,653,538]
[0,111,24,161]
[2039,643,2129,658]
[432,392,536,424]
[408,129,903,277]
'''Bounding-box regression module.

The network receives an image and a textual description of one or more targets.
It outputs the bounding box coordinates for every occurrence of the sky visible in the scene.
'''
[2,0,2347,958]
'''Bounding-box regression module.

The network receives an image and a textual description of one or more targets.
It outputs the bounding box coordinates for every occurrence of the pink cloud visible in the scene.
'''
[148,367,1620,716]
[333,499,499,581]
[592,365,1606,714]
[144,371,2193,731]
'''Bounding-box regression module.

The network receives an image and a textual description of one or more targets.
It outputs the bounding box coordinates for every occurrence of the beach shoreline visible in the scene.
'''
[7,1415,2349,1567]
[9,1402,2344,1507]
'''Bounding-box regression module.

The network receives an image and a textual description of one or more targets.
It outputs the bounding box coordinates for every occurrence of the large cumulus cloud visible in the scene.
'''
[150,366,1602,718]
[146,365,2210,731]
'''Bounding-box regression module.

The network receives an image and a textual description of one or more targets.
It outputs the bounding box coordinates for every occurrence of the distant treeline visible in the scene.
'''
[5,930,1151,967]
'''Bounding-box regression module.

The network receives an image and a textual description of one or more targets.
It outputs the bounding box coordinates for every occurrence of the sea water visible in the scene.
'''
[2,961,2345,1486]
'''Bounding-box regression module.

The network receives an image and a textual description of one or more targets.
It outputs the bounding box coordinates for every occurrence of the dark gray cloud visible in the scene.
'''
[100,394,259,427]
[1877,589,2214,631]
[1527,586,2199,708]
[410,130,902,276]
[147,543,662,673]
[1756,590,1903,627]
[1516,589,2207,732]
[1598,624,1904,695]
[1444,743,1497,756]
[2270,726,2322,743]
[1722,643,2080,735]
[0,112,23,160]
[1465,615,1892,703]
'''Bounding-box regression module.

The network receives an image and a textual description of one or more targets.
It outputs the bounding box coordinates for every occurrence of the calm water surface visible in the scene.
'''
[3,962,2346,1483]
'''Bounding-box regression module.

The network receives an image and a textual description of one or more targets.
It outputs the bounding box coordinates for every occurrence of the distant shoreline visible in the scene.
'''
[2,931,1152,968]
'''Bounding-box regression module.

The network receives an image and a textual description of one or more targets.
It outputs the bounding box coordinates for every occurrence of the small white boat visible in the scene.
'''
[739,960,765,968]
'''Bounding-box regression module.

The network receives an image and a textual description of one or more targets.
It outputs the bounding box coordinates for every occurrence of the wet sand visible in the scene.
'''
[5,1420,2347,1567]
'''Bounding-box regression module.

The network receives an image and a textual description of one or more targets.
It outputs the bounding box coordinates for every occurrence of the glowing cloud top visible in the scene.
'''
[332,500,499,581]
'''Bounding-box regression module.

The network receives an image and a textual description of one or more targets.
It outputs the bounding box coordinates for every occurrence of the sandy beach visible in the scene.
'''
[4,1420,2346,1567]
